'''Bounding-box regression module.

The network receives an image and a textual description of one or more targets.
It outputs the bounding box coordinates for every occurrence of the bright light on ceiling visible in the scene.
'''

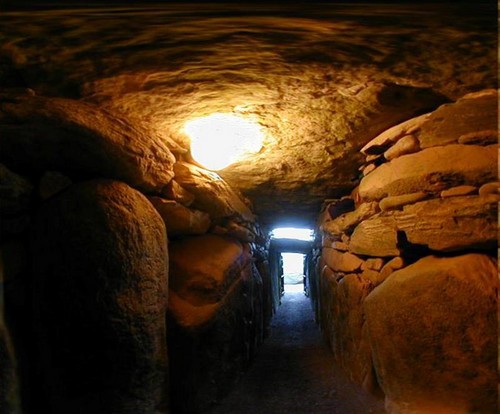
[270,227,314,241]
[184,113,264,170]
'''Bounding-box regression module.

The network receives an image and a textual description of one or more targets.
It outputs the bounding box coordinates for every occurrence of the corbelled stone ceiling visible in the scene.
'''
[0,1,496,227]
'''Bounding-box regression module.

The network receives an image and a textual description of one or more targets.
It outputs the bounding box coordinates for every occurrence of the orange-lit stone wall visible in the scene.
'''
[309,89,498,414]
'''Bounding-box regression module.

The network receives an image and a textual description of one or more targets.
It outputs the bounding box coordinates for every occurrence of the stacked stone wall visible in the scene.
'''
[310,89,498,413]
[0,90,272,414]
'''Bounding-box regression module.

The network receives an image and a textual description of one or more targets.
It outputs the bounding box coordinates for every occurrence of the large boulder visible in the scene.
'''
[358,144,496,201]
[364,254,497,413]
[349,195,497,257]
[31,180,169,414]
[167,235,262,413]
[0,95,175,192]
[173,162,254,222]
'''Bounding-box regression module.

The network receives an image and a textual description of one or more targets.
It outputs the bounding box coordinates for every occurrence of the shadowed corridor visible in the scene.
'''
[209,292,387,414]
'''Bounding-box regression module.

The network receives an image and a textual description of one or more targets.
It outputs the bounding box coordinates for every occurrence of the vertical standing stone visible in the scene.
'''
[31,180,169,414]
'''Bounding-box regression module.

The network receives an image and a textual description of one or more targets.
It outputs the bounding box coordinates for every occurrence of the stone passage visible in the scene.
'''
[209,292,386,414]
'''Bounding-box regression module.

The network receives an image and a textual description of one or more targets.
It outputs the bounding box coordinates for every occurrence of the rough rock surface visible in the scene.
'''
[31,180,169,414]
[361,113,430,156]
[415,89,497,148]
[350,195,497,256]
[358,144,497,201]
[168,234,249,306]
[173,162,254,223]
[168,236,264,413]
[322,202,379,237]
[383,134,420,161]
[364,254,497,413]
[3,3,494,226]
[148,196,211,237]
[0,95,176,193]
[323,249,364,273]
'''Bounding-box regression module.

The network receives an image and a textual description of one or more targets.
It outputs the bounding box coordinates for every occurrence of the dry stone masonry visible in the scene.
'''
[309,89,498,414]
[0,90,275,414]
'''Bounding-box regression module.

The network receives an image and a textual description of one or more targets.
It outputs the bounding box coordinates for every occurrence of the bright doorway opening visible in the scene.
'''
[271,227,314,241]
[282,252,305,293]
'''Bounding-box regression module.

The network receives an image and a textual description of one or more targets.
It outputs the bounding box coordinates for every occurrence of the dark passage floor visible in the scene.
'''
[209,292,387,414]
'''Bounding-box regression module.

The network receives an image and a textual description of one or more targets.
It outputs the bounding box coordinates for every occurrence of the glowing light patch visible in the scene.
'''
[270,227,314,241]
[184,113,264,170]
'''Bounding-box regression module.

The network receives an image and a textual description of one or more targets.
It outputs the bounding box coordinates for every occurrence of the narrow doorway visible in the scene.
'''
[281,252,305,293]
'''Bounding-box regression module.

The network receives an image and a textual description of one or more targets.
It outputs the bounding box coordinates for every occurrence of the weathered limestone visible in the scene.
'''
[31,180,169,414]
[358,144,496,201]
[173,162,254,222]
[0,95,176,192]
[167,235,263,413]
[364,254,497,414]
[350,195,497,256]
[148,196,211,237]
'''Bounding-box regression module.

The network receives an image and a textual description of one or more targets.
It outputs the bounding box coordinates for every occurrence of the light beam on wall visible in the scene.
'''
[184,113,264,170]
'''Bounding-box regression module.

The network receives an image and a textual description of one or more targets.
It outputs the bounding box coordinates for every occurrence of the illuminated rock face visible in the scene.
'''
[311,90,498,413]
[0,4,497,414]
[0,3,496,226]
[0,94,176,193]
[364,254,497,414]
